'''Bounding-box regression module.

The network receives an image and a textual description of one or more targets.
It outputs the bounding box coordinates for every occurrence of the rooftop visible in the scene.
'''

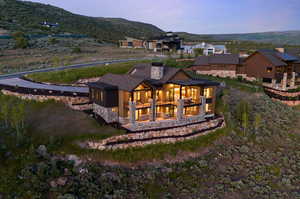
[194,54,240,66]
[90,63,219,91]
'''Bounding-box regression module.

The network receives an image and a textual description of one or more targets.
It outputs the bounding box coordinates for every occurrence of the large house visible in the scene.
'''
[189,54,243,78]
[88,63,219,131]
[119,37,145,49]
[243,49,300,90]
[147,32,183,52]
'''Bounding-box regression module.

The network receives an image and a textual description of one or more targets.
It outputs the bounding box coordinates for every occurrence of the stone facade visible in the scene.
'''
[86,116,225,151]
[93,103,118,123]
[123,114,214,132]
[196,70,236,78]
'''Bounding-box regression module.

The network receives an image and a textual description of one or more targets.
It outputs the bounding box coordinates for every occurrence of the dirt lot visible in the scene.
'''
[0,38,161,74]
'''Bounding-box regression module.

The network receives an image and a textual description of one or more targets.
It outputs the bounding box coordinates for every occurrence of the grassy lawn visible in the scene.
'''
[26,60,154,84]
[57,127,229,163]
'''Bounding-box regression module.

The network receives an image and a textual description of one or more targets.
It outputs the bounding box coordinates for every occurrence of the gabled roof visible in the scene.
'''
[194,54,240,66]
[256,49,300,66]
[91,63,219,92]
[96,73,145,91]
[128,63,182,84]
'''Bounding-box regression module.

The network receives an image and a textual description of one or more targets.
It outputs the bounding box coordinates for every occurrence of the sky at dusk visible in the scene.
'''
[27,0,300,34]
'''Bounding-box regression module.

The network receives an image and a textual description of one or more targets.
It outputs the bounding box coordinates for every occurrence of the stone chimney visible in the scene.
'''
[275,48,285,53]
[150,62,164,80]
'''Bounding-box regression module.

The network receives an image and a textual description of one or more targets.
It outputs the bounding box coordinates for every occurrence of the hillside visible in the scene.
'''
[0,0,163,42]
[177,31,300,45]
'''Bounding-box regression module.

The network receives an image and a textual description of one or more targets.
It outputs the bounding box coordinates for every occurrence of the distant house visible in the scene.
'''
[203,44,227,56]
[88,62,219,131]
[119,37,145,49]
[182,43,205,54]
[189,54,243,78]
[182,42,227,55]
[146,32,183,52]
[243,49,300,90]
[41,21,59,28]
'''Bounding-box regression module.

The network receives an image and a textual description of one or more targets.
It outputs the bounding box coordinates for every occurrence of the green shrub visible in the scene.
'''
[71,47,82,53]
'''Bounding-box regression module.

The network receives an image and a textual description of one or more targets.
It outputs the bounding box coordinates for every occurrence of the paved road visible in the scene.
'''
[0,56,166,94]
[0,78,89,93]
[0,57,159,80]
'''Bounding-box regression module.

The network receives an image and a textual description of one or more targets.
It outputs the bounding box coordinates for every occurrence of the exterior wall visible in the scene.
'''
[244,52,276,79]
[190,64,238,78]
[196,70,236,78]
[294,63,300,73]
[118,90,130,118]
[93,103,119,123]
[86,116,224,150]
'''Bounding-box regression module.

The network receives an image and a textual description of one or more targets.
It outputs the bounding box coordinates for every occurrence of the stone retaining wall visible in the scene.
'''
[123,114,212,132]
[265,88,300,97]
[264,87,300,106]
[196,70,236,78]
[2,90,90,110]
[86,117,225,150]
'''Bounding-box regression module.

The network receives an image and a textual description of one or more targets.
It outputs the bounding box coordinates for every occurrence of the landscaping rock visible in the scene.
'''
[67,155,82,167]
[36,145,48,158]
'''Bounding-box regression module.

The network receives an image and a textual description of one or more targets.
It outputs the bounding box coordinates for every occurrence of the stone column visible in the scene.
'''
[290,72,296,88]
[149,99,156,121]
[176,99,184,121]
[271,79,276,88]
[282,72,287,90]
[129,101,136,124]
[200,96,206,117]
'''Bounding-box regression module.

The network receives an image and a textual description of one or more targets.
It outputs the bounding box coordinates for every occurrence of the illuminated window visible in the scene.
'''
[267,67,272,73]
[112,107,118,113]
[205,104,213,113]
[204,88,213,98]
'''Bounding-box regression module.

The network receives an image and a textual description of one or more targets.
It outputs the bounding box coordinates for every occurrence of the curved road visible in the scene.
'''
[0,57,165,94]
[0,57,159,80]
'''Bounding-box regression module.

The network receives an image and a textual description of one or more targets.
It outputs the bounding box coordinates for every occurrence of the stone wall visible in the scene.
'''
[196,70,236,78]
[264,87,300,106]
[123,114,214,132]
[2,90,90,110]
[86,116,225,150]
[93,103,119,123]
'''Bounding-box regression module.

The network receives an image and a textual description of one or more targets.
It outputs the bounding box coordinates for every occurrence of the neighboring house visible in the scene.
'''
[243,49,300,90]
[182,43,205,54]
[146,32,183,52]
[203,44,227,56]
[119,37,145,49]
[88,62,219,131]
[189,54,242,78]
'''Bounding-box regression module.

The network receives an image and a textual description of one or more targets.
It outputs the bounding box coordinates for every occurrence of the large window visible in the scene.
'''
[204,87,213,98]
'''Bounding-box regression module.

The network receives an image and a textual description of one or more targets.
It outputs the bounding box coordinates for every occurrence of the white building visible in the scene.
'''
[183,42,227,55]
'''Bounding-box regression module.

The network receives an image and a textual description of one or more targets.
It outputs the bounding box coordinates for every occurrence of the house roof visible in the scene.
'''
[194,54,240,66]
[96,73,145,91]
[92,63,219,91]
[128,63,181,84]
[256,50,300,66]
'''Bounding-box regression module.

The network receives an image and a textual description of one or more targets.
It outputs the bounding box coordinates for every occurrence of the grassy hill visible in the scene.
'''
[0,0,163,42]
[177,31,300,45]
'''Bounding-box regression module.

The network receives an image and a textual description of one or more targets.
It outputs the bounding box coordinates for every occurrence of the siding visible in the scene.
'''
[244,52,277,79]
